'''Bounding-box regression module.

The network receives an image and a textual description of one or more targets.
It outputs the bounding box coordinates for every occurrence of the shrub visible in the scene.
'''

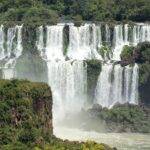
[18,128,40,144]
[120,45,134,61]
[2,142,29,150]
[0,126,16,145]
[73,15,83,27]
[23,7,59,25]
[99,45,112,60]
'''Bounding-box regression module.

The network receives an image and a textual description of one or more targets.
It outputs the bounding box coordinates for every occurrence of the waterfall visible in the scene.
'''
[105,24,111,44]
[67,24,102,60]
[111,65,123,105]
[0,23,148,118]
[0,22,147,132]
[0,25,5,60]
[91,24,103,60]
[130,64,139,104]
[95,64,139,108]
[124,65,132,103]
[37,26,45,58]
[2,68,15,79]
[0,25,23,79]
[0,23,146,111]
[37,24,87,124]
[132,25,140,45]
[37,23,150,61]
[6,27,17,59]
[112,25,128,60]
[112,24,150,60]
[47,60,87,124]
[47,61,87,125]
[124,24,129,43]
[35,23,150,113]
[46,25,64,61]
[95,64,113,108]
[132,24,150,46]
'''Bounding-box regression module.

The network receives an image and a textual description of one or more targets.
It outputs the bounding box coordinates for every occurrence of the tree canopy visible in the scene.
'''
[0,0,150,23]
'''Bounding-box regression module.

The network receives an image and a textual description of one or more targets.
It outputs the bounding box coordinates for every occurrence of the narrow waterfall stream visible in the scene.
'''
[95,63,139,108]
[36,23,149,124]
[0,25,23,79]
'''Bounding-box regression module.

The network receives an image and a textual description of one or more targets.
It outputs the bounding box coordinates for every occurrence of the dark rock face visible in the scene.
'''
[139,78,150,105]
[86,59,101,104]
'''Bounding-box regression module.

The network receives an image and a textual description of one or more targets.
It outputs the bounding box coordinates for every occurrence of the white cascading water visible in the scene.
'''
[112,24,150,60]
[111,65,123,105]
[91,24,103,60]
[37,24,87,125]
[47,60,87,125]
[124,24,129,44]
[94,64,113,108]
[124,65,132,103]
[0,25,23,79]
[0,25,5,60]
[0,23,149,140]
[105,24,111,44]
[122,64,139,104]
[132,24,150,46]
[27,23,150,149]
[66,23,150,61]
[35,23,150,128]
[36,23,150,115]
[67,24,102,60]
[37,26,45,58]
[45,25,64,61]
[130,63,139,104]
[95,64,139,108]
[113,24,128,60]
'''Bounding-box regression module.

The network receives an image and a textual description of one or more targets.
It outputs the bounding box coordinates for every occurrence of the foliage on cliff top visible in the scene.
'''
[0,79,116,150]
[0,79,52,149]
[0,0,150,25]
[0,0,59,25]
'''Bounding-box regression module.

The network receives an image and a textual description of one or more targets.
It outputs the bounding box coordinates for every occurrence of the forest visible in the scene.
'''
[0,0,150,24]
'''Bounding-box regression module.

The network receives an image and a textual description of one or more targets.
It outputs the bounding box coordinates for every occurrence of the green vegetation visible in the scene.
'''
[88,104,150,133]
[82,141,114,150]
[0,79,52,149]
[73,15,83,27]
[0,0,150,25]
[0,0,59,26]
[120,45,134,63]
[99,45,112,60]
[0,79,116,150]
